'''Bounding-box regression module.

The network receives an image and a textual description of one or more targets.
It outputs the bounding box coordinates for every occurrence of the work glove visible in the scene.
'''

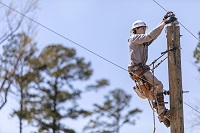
[164,16,177,24]
[163,11,175,20]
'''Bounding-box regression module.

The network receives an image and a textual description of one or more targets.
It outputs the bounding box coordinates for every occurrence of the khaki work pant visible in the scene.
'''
[143,70,166,115]
[143,71,163,95]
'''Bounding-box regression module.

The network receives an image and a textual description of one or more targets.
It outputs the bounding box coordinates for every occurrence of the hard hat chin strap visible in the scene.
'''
[133,29,136,34]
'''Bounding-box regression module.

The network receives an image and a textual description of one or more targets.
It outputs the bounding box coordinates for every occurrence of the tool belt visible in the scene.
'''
[128,64,153,100]
[133,80,153,100]
[128,64,150,81]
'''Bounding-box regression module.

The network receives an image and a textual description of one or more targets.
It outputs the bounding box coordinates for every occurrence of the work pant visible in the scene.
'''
[143,70,166,115]
[143,70,163,95]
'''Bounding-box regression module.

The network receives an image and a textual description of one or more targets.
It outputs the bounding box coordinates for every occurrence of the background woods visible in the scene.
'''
[0,0,200,133]
[0,1,141,133]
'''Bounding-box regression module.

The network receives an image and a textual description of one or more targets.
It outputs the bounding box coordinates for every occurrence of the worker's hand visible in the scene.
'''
[163,11,175,20]
[164,16,177,24]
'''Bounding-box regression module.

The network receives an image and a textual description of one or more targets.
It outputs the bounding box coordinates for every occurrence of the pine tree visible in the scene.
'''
[194,32,200,71]
[189,31,200,133]
[0,0,38,111]
[27,44,95,133]
[83,89,142,133]
[10,33,38,133]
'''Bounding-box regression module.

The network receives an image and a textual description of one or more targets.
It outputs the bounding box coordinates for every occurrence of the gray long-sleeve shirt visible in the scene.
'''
[128,23,164,66]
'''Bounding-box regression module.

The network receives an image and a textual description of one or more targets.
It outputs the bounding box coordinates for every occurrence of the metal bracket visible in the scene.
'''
[182,90,189,94]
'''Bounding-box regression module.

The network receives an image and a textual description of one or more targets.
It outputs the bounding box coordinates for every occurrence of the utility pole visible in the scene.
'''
[167,22,184,133]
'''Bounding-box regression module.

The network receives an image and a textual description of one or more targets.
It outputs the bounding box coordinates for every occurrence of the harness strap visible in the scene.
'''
[128,64,150,81]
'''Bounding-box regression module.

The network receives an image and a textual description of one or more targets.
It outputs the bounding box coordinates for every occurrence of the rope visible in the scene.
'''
[1,1,200,128]
[148,100,156,133]
[151,61,157,133]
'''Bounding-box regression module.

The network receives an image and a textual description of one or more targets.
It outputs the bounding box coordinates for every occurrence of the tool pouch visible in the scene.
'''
[133,81,146,99]
[128,65,152,100]
[133,79,153,100]
[128,65,150,81]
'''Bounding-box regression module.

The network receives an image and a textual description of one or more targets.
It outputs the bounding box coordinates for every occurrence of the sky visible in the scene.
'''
[0,0,200,133]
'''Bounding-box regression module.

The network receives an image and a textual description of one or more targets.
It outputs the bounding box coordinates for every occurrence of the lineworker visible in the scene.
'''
[128,12,176,127]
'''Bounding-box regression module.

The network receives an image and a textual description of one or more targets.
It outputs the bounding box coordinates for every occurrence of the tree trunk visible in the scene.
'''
[19,88,23,133]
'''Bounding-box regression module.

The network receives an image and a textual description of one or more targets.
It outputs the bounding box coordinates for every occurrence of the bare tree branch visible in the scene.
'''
[0,0,38,110]
[0,0,38,45]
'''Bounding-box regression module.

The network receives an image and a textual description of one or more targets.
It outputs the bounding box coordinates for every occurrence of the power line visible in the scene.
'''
[0,1,198,88]
[184,102,200,114]
[1,1,200,115]
[152,0,168,12]
[179,23,200,42]
[0,1,158,86]
[153,0,200,116]
[0,1,128,72]
[153,0,200,42]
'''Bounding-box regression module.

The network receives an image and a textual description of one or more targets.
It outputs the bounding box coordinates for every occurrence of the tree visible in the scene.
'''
[0,0,38,110]
[0,0,38,44]
[189,31,200,133]
[187,99,200,133]
[27,44,108,133]
[83,89,142,133]
[7,33,37,133]
[194,32,200,71]
[0,1,38,132]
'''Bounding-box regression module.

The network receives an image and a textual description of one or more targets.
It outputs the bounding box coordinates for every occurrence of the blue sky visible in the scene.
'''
[0,0,200,133]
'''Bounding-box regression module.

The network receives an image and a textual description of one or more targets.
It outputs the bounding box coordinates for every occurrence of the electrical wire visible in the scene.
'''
[0,1,158,86]
[153,0,200,116]
[184,102,200,114]
[1,0,200,117]
[153,0,200,42]
[0,1,127,72]
[152,0,168,12]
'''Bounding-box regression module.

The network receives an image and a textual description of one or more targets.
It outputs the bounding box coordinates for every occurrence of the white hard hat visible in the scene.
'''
[130,20,148,33]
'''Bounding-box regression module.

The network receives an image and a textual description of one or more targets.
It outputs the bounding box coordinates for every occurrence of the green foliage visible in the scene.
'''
[0,32,38,133]
[29,44,92,80]
[0,1,142,133]
[194,32,200,71]
[83,89,142,133]
[86,79,109,92]
[0,38,110,133]
[0,31,140,133]
[26,44,95,133]
[190,32,200,133]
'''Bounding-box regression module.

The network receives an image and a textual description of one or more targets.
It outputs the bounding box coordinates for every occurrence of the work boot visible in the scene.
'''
[158,109,171,121]
[156,92,165,113]
[156,92,171,121]
[158,109,171,127]
[161,118,170,128]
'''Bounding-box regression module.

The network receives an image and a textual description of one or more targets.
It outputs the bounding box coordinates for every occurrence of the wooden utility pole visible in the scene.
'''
[167,22,184,133]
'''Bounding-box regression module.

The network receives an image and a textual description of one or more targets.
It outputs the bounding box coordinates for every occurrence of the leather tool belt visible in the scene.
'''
[128,64,152,100]
[128,64,150,81]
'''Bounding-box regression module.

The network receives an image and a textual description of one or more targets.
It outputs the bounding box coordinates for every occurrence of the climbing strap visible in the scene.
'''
[128,65,150,81]
[149,47,179,71]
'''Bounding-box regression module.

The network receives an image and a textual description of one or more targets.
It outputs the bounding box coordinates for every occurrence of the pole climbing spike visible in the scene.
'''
[162,118,170,128]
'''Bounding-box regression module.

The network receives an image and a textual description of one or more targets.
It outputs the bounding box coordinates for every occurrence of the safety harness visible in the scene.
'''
[128,64,153,100]
[128,46,177,100]
[128,48,177,130]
